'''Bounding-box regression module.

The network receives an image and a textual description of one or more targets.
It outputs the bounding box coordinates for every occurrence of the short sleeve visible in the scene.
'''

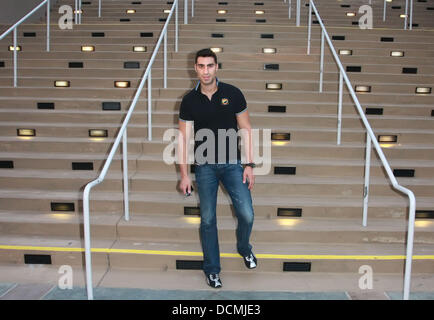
[232,87,247,115]
[179,96,194,121]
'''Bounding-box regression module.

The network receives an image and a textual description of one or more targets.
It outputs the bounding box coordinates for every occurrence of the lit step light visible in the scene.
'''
[114,81,130,88]
[277,208,302,217]
[386,0,392,2]
[217,10,227,14]
[416,210,434,219]
[390,51,404,57]
[400,14,407,18]
[210,47,223,53]
[133,46,147,52]
[126,9,136,14]
[378,135,398,143]
[17,128,35,137]
[415,87,431,94]
[74,9,83,14]
[339,49,352,55]
[355,85,371,93]
[89,129,108,137]
[266,83,282,90]
[8,45,21,51]
[81,45,95,52]
[184,207,200,216]
[346,12,356,16]
[54,80,70,87]
[164,9,171,13]
[51,202,75,211]
[255,10,265,14]
[262,48,276,54]
[271,133,290,141]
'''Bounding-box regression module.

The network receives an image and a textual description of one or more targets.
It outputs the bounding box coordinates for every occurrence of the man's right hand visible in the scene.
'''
[179,176,193,195]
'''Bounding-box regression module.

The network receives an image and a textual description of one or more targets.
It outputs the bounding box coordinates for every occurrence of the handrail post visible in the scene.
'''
[46,0,50,52]
[75,0,78,24]
[409,0,413,30]
[164,30,167,89]
[288,0,291,19]
[296,0,300,26]
[175,0,179,52]
[404,0,408,30]
[307,1,311,55]
[148,69,152,141]
[383,0,386,22]
[363,134,371,227]
[98,0,102,18]
[337,70,343,145]
[403,193,416,300]
[319,29,324,93]
[184,0,188,24]
[83,186,94,300]
[123,130,130,221]
[13,28,17,88]
[192,0,194,17]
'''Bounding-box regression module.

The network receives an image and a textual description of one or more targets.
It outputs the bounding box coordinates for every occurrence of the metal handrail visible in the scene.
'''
[0,0,50,87]
[82,0,179,300]
[383,0,414,30]
[307,0,416,300]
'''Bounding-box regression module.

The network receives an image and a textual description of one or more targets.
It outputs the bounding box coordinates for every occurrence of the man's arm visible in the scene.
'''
[236,110,255,190]
[178,119,193,195]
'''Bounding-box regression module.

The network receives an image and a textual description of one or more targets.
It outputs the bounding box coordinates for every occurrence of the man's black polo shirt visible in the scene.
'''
[179,79,247,164]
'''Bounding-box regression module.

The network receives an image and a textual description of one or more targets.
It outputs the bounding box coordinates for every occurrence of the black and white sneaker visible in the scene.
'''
[243,252,257,269]
[206,273,222,288]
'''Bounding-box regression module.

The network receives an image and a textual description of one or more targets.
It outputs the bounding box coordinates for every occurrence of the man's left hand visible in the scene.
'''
[243,166,255,190]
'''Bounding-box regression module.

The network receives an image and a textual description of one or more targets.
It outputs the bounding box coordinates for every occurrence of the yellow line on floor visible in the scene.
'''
[1,245,434,260]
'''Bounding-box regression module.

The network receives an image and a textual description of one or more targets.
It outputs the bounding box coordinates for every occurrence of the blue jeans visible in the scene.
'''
[194,161,254,275]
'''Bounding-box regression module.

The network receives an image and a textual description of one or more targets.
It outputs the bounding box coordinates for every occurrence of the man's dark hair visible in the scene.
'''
[195,48,218,65]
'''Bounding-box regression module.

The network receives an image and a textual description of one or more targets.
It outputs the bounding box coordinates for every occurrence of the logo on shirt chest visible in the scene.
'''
[221,98,229,106]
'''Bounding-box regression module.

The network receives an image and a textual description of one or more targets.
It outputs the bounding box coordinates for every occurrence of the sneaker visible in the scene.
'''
[243,252,257,269]
[206,273,222,288]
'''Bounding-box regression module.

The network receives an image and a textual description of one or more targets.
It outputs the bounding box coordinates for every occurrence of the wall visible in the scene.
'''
[0,0,58,25]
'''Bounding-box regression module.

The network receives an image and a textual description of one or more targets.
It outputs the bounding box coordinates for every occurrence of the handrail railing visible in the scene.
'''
[307,0,416,300]
[0,0,51,87]
[82,0,179,300]
[383,0,414,30]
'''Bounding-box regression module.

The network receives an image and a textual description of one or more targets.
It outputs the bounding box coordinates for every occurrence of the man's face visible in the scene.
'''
[194,56,218,86]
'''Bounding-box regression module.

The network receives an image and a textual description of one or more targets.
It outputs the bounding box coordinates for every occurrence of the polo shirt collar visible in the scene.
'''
[195,77,220,92]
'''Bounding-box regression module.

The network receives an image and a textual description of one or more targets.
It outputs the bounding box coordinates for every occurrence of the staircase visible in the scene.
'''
[0,0,433,299]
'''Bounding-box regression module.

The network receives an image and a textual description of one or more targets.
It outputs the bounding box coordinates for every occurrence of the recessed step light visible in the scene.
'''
[51,202,75,212]
[217,10,227,14]
[393,169,415,177]
[81,45,95,52]
[264,63,279,70]
[381,37,394,42]
[346,66,361,72]
[277,208,302,217]
[402,67,417,74]
[140,32,153,37]
[274,166,296,175]
[255,10,265,14]
[416,210,434,219]
[341,4,351,8]
[132,1,142,4]
[124,61,140,69]
[283,262,311,272]
[261,34,274,39]
[266,83,282,90]
[210,47,223,53]
[69,62,83,68]
[218,2,228,5]
[268,105,286,113]
[332,35,345,40]
[176,260,203,270]
[339,49,352,55]
[346,12,356,16]
[120,18,130,22]
[37,102,55,109]
[378,135,398,143]
[272,133,291,141]
[74,9,83,14]
[355,85,371,93]
[8,45,21,51]
[255,2,264,5]
[24,254,52,265]
[390,51,404,57]
[0,61,4,67]
[216,19,226,22]
[0,161,14,169]
[365,107,383,115]
[163,9,171,13]
[114,81,130,88]
[159,18,167,22]
[211,33,224,38]
[415,87,431,94]
[400,14,407,18]
[126,9,136,14]
[72,162,94,170]
[392,6,402,9]
[23,32,36,37]
[262,48,276,54]
[256,19,266,23]
[133,46,147,52]
[184,207,200,216]
[102,102,121,111]
[89,129,108,137]
[54,80,70,87]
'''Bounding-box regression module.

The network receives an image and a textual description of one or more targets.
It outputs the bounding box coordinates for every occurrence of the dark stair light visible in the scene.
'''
[102,102,121,110]
[402,67,417,74]
[264,64,279,70]
[23,32,36,37]
[176,260,203,270]
[24,254,52,265]
[393,169,415,177]
[332,35,345,40]
[211,33,224,38]
[277,208,302,217]
[365,108,383,115]
[120,18,130,22]
[261,34,274,39]
[72,162,94,170]
[0,161,14,169]
[268,105,286,113]
[140,32,153,37]
[91,32,105,37]
[184,207,200,216]
[274,167,296,175]
[37,102,55,109]
[69,62,83,68]
[283,262,311,272]
[416,210,434,219]
[216,19,226,22]
[124,61,140,69]
[346,66,361,72]
[256,19,266,23]
[381,37,394,42]
[51,202,75,212]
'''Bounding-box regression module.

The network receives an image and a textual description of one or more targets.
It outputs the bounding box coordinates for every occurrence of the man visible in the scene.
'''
[178,48,257,289]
